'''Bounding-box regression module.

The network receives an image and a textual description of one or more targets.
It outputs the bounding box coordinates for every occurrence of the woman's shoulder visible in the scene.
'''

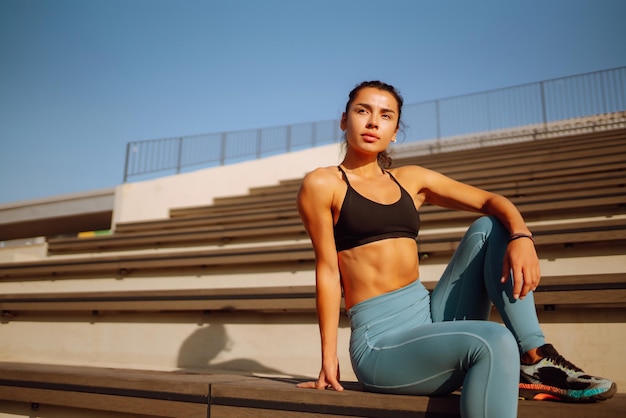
[389,164,428,175]
[388,164,432,183]
[388,164,443,196]
[301,166,342,188]
[298,166,342,208]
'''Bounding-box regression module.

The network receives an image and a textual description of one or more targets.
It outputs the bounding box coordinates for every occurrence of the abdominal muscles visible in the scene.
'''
[339,238,419,309]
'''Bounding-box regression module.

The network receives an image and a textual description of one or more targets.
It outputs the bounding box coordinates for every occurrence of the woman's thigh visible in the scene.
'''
[355,319,519,397]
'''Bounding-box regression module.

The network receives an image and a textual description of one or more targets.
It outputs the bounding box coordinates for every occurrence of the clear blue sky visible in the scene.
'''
[1,0,625,204]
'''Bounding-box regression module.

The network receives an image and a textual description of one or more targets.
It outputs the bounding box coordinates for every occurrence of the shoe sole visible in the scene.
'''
[519,382,617,402]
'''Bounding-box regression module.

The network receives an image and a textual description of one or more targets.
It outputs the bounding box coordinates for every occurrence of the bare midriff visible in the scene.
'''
[338,237,420,310]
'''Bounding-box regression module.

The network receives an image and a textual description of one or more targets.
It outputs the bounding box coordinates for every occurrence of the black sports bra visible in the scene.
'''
[333,166,420,252]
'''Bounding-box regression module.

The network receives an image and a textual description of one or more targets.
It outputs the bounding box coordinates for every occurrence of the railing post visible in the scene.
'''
[176,137,183,174]
[540,81,548,133]
[256,129,262,159]
[435,99,441,140]
[485,92,492,132]
[220,132,227,165]
[123,142,131,182]
[600,71,607,115]
[286,125,292,152]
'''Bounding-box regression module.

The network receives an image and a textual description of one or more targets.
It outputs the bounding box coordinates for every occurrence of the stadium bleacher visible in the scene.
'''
[0,125,624,416]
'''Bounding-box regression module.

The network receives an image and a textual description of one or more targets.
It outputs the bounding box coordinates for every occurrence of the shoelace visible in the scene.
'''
[545,354,584,373]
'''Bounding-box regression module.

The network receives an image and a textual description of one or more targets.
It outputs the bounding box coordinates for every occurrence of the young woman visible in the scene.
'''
[296,81,616,418]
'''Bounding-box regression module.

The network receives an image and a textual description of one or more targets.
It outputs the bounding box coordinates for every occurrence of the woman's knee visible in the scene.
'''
[472,322,518,356]
[469,216,509,245]
[469,216,503,234]
[481,323,520,370]
[491,324,518,353]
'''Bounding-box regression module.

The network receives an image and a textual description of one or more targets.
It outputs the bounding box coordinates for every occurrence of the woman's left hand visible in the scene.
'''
[501,237,541,300]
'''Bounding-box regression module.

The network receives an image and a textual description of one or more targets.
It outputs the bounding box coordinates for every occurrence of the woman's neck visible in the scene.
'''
[339,158,384,177]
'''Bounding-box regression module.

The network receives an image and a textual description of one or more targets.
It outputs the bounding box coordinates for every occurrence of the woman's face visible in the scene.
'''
[341,87,399,155]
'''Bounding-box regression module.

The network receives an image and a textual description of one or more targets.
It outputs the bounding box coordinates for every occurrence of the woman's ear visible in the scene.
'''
[340,112,347,130]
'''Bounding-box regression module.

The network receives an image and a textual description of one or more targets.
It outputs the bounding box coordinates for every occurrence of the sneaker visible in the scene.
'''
[519,344,617,402]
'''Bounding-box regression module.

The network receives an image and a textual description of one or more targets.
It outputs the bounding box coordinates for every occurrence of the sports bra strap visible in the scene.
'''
[387,171,403,188]
[338,165,392,187]
[337,166,351,187]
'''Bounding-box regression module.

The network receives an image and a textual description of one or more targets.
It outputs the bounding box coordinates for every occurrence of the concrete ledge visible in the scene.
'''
[0,188,115,241]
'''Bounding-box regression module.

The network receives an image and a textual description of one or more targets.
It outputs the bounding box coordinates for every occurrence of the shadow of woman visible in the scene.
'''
[176,323,291,377]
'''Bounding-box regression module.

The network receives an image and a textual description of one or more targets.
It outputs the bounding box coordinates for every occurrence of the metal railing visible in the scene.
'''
[123,66,626,182]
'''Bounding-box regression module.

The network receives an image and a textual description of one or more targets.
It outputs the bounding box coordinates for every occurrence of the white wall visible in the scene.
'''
[112,143,343,226]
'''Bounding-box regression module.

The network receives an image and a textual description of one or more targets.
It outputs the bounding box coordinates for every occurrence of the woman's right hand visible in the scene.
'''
[296,358,344,391]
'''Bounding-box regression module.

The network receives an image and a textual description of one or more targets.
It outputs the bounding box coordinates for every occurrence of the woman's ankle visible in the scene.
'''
[521,347,543,365]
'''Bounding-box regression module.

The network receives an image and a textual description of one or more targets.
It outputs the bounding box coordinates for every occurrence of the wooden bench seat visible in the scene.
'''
[47,188,626,255]
[22,217,626,277]
[0,243,316,281]
[49,218,308,254]
[209,136,623,207]
[49,177,626,253]
[111,168,623,238]
[478,173,625,200]
[173,196,295,216]
[419,193,626,227]
[0,362,624,418]
[211,374,625,418]
[396,128,626,169]
[529,273,626,308]
[406,131,626,169]
[408,138,626,180]
[247,180,302,196]
[114,207,299,234]
[92,171,626,240]
[419,174,625,224]
[417,217,626,255]
[0,284,320,313]
[169,156,624,217]
[161,128,626,219]
[22,216,626,280]
[221,129,626,202]
[0,362,221,418]
[211,189,299,207]
[1,273,624,314]
[443,158,626,188]
[166,156,624,219]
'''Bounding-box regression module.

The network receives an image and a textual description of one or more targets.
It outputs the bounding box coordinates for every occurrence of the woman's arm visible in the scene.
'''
[408,166,540,299]
[296,169,344,391]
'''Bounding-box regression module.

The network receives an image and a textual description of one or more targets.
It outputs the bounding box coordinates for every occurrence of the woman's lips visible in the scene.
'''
[362,132,380,142]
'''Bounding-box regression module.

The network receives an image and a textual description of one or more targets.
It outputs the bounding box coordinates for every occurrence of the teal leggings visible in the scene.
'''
[348,216,545,418]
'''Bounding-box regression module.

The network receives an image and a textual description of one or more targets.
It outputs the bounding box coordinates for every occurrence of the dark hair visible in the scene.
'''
[344,80,404,169]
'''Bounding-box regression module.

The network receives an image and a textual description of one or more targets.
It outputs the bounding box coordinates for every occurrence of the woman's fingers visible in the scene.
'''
[500,256,511,284]
[505,238,541,300]
[327,379,344,391]
[296,381,317,389]
[296,379,344,391]
[512,265,524,299]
